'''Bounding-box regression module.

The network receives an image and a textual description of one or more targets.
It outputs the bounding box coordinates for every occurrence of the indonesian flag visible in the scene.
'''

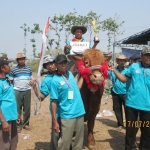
[37,17,50,79]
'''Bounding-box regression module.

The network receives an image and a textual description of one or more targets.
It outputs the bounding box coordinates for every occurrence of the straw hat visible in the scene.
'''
[16,53,26,60]
[116,54,127,60]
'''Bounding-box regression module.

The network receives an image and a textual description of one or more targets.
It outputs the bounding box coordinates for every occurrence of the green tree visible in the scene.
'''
[84,11,101,47]
[51,14,65,49]
[30,24,42,58]
[102,14,124,51]
[20,23,30,56]
[63,9,77,44]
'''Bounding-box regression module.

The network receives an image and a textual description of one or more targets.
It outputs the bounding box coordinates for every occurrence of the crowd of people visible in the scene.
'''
[0,25,150,150]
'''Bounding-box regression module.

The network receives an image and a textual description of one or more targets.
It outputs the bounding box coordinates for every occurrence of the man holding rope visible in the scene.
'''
[33,55,60,150]
[9,53,34,132]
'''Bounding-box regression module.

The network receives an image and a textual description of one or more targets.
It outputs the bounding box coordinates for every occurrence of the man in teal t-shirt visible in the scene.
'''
[0,57,18,150]
[108,54,128,131]
[109,46,150,150]
[33,55,60,150]
[50,54,85,150]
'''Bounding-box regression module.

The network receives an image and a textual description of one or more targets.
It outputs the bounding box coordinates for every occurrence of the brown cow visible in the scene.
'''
[68,48,111,150]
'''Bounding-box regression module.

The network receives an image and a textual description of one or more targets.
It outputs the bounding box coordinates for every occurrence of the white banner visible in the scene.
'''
[70,42,89,54]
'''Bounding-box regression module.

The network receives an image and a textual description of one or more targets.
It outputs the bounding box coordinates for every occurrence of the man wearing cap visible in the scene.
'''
[0,57,19,150]
[32,55,60,150]
[64,25,99,55]
[50,54,85,150]
[108,54,128,131]
[9,53,34,132]
[109,46,150,150]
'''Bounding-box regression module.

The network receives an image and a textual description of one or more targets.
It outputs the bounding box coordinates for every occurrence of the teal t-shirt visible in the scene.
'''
[125,62,150,111]
[108,67,128,94]
[40,73,59,118]
[0,78,18,125]
[50,71,85,119]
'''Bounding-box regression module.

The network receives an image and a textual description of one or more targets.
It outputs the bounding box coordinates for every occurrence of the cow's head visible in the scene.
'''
[68,49,112,92]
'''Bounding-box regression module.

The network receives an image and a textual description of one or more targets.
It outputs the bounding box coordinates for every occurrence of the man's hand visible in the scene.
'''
[16,114,22,125]
[53,119,60,133]
[2,121,9,133]
[94,40,100,45]
[108,63,115,71]
[65,45,72,50]
[29,78,36,86]
[64,45,72,55]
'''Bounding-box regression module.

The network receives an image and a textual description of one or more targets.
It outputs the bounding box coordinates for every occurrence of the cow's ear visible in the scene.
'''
[103,52,112,62]
[67,55,83,62]
[104,55,112,62]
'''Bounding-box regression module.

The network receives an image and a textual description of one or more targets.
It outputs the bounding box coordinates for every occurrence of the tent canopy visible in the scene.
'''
[117,28,150,45]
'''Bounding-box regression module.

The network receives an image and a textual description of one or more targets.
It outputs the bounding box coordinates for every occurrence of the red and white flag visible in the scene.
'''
[37,17,50,79]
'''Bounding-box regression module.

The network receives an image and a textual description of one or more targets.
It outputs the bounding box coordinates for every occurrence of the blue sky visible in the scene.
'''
[0,0,150,59]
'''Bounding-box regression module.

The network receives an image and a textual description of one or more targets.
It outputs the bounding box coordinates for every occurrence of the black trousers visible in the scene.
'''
[112,91,126,127]
[125,106,150,150]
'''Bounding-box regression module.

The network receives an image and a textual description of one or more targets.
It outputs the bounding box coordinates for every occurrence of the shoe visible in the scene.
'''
[116,126,123,131]
[23,125,31,131]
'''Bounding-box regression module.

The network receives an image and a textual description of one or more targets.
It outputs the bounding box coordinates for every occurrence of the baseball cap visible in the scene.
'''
[141,46,150,54]
[0,57,12,67]
[55,54,68,63]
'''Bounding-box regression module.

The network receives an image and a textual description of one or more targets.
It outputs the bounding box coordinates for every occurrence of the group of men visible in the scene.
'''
[1,24,150,150]
[109,47,150,150]
[0,53,34,150]
[0,25,89,150]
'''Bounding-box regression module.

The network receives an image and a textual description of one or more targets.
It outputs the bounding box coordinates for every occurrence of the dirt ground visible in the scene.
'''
[17,92,140,150]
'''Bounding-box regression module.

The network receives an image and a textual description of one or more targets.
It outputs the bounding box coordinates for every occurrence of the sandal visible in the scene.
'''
[17,128,22,133]
[23,126,31,131]
[116,126,123,131]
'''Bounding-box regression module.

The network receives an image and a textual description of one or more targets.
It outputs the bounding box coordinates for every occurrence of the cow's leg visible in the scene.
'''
[87,87,104,149]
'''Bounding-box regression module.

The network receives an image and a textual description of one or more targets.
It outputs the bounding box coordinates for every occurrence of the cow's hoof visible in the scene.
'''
[88,144,96,150]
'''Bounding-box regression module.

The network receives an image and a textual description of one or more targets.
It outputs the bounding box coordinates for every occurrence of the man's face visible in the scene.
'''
[116,59,126,67]
[17,57,25,66]
[74,29,83,39]
[141,53,150,66]
[1,64,10,74]
[56,60,68,74]
[45,62,56,72]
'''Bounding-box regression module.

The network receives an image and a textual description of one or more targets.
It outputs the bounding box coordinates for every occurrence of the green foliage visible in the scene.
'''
[21,11,124,59]
[20,23,30,56]
[30,24,42,58]
[101,14,124,51]
[26,59,39,72]
[104,79,113,95]
[0,53,7,57]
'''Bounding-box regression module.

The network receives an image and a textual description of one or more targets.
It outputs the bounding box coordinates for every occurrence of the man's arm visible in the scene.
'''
[32,84,45,101]
[109,65,129,82]
[113,69,129,82]
[75,73,84,89]
[51,101,60,133]
[92,41,99,49]
[0,109,9,133]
